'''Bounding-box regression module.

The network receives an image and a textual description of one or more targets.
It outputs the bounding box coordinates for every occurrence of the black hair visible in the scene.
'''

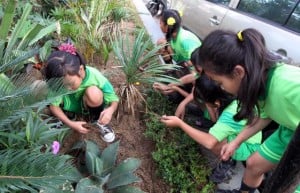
[190,47,200,67]
[197,28,280,122]
[45,50,86,80]
[193,74,234,114]
[161,9,181,41]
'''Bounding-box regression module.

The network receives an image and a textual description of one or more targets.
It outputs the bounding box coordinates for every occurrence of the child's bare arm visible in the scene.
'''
[49,105,89,134]
[175,93,194,118]
[205,103,219,123]
[169,85,189,97]
[168,73,196,87]
[161,115,219,150]
[220,117,271,160]
[99,101,119,125]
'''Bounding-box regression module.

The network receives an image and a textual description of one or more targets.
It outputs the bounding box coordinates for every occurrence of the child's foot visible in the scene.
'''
[95,122,115,143]
[209,159,236,183]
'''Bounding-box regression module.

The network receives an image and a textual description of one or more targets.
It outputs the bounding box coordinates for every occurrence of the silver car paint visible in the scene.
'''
[177,0,300,65]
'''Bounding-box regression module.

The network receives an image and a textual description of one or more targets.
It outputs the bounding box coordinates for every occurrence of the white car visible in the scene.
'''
[174,0,300,66]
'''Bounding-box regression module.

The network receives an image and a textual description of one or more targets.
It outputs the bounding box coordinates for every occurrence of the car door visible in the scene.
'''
[176,0,234,40]
[220,0,300,65]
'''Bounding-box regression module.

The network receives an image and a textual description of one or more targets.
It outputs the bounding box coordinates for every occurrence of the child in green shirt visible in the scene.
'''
[197,28,300,193]
[45,43,119,142]
[160,74,262,183]
[154,9,201,103]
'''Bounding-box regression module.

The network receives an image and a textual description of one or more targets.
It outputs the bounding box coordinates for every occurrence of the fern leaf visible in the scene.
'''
[0,149,81,193]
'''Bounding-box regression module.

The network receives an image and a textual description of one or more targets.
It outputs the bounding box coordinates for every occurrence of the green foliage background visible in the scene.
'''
[144,91,215,193]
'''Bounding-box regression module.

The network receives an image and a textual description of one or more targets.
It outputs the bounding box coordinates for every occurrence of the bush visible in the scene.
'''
[144,91,215,193]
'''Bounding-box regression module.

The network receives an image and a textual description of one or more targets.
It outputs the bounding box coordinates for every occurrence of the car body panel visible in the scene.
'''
[221,9,300,65]
[176,0,300,65]
[180,0,230,40]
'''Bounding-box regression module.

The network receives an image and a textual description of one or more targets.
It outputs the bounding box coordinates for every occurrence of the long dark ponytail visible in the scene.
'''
[198,28,280,123]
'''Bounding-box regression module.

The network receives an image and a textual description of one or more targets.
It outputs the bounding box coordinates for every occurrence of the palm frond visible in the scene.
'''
[112,29,179,85]
[0,1,16,59]
[4,3,33,58]
[0,75,67,130]
[0,149,81,193]
[0,1,57,75]
[0,105,69,149]
[112,29,180,116]
[0,48,39,75]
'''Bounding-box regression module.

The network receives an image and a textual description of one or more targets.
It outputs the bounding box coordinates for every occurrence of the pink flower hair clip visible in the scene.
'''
[58,43,77,55]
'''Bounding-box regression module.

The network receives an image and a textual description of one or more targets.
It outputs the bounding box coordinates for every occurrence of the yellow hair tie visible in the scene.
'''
[167,17,176,26]
[178,10,183,17]
[237,31,243,41]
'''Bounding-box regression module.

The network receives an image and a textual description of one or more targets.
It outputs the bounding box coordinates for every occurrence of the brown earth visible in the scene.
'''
[60,39,170,193]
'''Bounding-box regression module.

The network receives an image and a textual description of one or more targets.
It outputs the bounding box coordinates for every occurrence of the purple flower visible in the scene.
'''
[51,141,60,155]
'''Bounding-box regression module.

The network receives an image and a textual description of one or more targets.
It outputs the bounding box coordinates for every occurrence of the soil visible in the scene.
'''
[59,21,170,193]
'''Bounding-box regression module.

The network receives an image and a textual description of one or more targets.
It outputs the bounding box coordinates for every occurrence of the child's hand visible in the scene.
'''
[157,38,167,45]
[164,84,179,94]
[184,61,193,67]
[220,141,239,161]
[153,82,170,91]
[160,115,181,127]
[99,108,113,125]
[70,121,89,134]
[153,82,175,95]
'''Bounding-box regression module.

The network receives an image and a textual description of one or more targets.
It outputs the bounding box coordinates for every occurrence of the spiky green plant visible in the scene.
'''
[0,149,81,193]
[0,0,61,135]
[0,0,62,133]
[112,29,179,116]
[60,0,130,64]
[71,140,145,193]
[0,2,81,192]
[0,108,69,149]
[0,1,57,75]
[108,0,131,23]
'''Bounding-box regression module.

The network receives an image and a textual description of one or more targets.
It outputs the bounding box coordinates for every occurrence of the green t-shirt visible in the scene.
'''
[170,27,201,63]
[209,100,262,160]
[260,63,300,130]
[51,66,119,112]
[209,100,262,144]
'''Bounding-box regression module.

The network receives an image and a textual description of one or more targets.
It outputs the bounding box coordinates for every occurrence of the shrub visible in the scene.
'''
[144,91,215,193]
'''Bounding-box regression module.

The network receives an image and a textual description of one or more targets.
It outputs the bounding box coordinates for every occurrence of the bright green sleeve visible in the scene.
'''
[101,80,119,104]
[209,101,262,144]
[50,96,63,106]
